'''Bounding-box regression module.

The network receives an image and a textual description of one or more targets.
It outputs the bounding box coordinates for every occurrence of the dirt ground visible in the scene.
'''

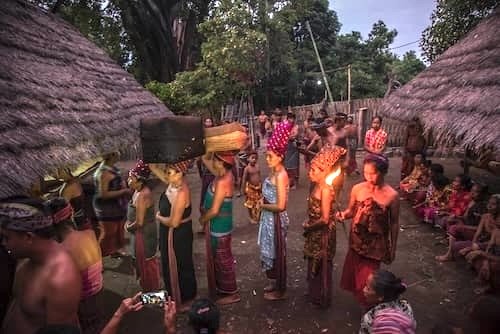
[98,149,500,334]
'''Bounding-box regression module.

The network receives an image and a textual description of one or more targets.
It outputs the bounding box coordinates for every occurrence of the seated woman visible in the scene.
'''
[415,174,451,224]
[455,184,489,227]
[436,195,499,262]
[413,163,444,207]
[434,174,473,229]
[465,228,500,294]
[359,270,416,334]
[399,153,428,197]
[434,183,488,242]
[45,197,104,334]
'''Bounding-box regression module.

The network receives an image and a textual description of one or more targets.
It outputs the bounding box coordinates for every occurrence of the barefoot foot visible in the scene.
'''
[435,254,453,262]
[216,293,241,305]
[263,291,286,301]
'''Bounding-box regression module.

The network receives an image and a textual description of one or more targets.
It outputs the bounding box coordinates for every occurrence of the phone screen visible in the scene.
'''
[140,291,167,306]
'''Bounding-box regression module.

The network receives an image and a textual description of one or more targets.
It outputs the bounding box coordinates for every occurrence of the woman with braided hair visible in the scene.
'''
[151,160,198,310]
[337,154,400,307]
[125,160,161,292]
[303,145,346,308]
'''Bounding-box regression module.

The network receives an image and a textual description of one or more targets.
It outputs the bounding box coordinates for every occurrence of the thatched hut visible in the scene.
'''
[379,8,500,156]
[0,0,170,199]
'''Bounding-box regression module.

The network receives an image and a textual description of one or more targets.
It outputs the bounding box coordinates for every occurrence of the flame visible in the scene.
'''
[325,168,341,186]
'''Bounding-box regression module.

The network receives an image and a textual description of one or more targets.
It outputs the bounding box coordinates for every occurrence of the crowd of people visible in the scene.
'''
[0,108,499,334]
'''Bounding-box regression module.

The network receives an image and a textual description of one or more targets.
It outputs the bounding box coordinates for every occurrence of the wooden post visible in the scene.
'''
[347,64,351,114]
[464,148,471,175]
[358,107,367,148]
[306,21,333,104]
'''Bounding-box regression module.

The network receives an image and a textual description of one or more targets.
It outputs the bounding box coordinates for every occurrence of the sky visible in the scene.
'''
[329,0,436,58]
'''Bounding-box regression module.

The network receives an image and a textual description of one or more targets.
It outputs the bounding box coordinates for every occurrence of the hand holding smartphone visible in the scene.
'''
[139,290,168,306]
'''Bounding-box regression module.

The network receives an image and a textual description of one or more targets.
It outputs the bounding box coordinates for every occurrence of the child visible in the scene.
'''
[466,228,500,294]
[414,173,451,224]
[241,151,262,224]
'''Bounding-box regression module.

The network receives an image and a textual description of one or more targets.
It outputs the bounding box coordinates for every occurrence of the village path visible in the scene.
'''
[98,148,497,334]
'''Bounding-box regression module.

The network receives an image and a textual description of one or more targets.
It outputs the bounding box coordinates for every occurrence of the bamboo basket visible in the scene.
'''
[204,123,248,152]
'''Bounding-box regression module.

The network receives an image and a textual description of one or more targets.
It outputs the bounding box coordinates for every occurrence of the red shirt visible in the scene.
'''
[448,190,472,217]
[365,128,388,153]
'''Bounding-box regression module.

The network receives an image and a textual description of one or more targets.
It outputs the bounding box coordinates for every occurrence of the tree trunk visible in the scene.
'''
[114,0,180,83]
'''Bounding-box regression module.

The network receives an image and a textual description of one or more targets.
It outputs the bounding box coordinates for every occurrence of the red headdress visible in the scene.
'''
[214,151,236,166]
[267,121,292,157]
[168,159,192,174]
[129,160,151,180]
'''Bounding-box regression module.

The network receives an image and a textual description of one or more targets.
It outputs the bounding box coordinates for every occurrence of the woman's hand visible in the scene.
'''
[156,212,165,222]
[116,292,143,318]
[336,211,346,221]
[471,243,480,251]
[256,198,264,211]
[163,296,177,334]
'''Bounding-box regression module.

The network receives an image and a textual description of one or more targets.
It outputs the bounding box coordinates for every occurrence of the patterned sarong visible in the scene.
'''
[206,232,238,296]
[244,182,262,222]
[134,229,161,292]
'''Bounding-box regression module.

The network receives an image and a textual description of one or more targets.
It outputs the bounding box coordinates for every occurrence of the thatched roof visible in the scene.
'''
[379,8,500,152]
[0,0,170,199]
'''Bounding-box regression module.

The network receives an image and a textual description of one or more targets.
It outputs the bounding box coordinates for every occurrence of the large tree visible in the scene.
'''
[30,0,212,83]
[421,0,500,63]
[147,0,267,113]
[113,0,212,83]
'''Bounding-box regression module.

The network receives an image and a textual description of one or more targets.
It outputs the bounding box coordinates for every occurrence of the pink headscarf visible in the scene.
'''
[267,121,292,156]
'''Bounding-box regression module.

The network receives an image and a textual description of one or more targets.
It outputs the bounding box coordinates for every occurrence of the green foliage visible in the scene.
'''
[391,51,426,85]
[30,0,427,113]
[147,0,267,113]
[421,0,500,63]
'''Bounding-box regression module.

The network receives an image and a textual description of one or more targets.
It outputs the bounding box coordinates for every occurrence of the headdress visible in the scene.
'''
[45,198,73,225]
[310,146,347,175]
[267,121,292,156]
[214,151,235,166]
[334,112,347,119]
[129,160,151,180]
[0,202,53,232]
[364,153,389,175]
[52,202,73,225]
[168,159,192,173]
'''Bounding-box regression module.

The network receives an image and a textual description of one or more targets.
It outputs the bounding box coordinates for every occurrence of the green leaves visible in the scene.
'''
[421,0,499,63]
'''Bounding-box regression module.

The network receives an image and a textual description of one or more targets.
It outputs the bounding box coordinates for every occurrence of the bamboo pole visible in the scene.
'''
[305,21,333,104]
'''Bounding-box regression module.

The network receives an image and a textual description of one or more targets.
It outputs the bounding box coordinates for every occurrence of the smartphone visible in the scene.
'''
[139,290,168,306]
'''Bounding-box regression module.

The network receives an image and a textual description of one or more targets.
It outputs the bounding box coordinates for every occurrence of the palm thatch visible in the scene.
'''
[379,8,500,153]
[0,0,170,199]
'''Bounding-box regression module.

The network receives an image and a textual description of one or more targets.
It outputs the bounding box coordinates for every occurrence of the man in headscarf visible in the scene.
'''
[0,198,81,334]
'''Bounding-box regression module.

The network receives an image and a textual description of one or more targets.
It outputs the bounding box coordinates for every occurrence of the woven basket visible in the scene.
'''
[205,123,248,152]
[204,122,246,137]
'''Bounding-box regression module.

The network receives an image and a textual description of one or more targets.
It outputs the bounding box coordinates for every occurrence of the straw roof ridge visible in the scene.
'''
[0,0,171,199]
[380,7,500,152]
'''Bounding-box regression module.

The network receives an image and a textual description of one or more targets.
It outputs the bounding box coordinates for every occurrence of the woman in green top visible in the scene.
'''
[200,152,240,305]
[125,160,160,292]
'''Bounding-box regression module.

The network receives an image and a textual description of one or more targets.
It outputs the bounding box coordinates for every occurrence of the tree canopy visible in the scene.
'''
[420,0,500,63]
[30,0,427,114]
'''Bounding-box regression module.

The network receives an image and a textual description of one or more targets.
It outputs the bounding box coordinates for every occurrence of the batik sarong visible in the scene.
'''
[244,182,262,222]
